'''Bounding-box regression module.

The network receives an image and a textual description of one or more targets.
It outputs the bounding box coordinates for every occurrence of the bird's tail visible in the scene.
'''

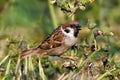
[20,48,40,59]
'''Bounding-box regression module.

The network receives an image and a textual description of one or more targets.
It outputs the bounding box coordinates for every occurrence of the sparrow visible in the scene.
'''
[20,21,81,59]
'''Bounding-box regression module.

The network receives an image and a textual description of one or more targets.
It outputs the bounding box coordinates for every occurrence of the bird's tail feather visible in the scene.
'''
[20,48,39,59]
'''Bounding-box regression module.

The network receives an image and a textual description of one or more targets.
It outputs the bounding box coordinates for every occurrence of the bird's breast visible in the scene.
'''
[64,36,78,47]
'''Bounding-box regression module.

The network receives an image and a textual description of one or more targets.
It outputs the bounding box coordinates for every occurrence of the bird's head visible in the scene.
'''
[61,21,81,38]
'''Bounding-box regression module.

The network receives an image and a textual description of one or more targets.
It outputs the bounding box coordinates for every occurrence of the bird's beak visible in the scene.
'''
[78,28,82,30]
[76,24,81,30]
[77,26,82,31]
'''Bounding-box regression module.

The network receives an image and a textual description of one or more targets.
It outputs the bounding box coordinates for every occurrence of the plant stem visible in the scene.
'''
[78,51,98,69]
[96,68,116,80]
[28,56,36,79]
[2,59,12,80]
[15,56,21,73]
[78,38,97,68]
[94,38,97,50]
[24,57,28,74]
[71,15,75,20]
[0,54,10,65]
[39,58,46,80]
[61,0,67,5]
[12,56,21,80]
[48,0,58,28]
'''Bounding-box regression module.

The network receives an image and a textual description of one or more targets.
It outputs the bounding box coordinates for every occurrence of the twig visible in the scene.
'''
[96,68,116,80]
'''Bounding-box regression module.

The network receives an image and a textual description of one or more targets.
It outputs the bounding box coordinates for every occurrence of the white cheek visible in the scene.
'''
[61,27,74,38]
[61,27,78,46]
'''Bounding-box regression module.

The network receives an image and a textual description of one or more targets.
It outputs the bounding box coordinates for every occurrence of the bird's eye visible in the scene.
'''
[64,29,70,33]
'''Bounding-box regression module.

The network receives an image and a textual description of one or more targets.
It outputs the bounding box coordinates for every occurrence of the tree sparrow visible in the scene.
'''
[20,21,81,59]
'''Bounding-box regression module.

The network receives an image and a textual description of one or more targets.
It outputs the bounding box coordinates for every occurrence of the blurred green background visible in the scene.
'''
[0,0,119,53]
[0,0,120,80]
[0,0,119,40]
[0,0,120,41]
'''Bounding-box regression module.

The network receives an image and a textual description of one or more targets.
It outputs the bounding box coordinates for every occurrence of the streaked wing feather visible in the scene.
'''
[38,26,64,50]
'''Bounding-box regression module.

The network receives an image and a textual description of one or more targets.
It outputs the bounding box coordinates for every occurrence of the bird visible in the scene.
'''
[20,21,81,59]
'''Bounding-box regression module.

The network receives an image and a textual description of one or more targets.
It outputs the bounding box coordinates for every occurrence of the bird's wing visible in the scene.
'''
[38,26,65,50]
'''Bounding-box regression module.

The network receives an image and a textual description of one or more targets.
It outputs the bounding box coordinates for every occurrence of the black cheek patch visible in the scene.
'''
[74,30,79,37]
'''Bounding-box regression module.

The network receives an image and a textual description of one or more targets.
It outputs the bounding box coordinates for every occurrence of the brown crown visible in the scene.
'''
[62,21,79,29]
